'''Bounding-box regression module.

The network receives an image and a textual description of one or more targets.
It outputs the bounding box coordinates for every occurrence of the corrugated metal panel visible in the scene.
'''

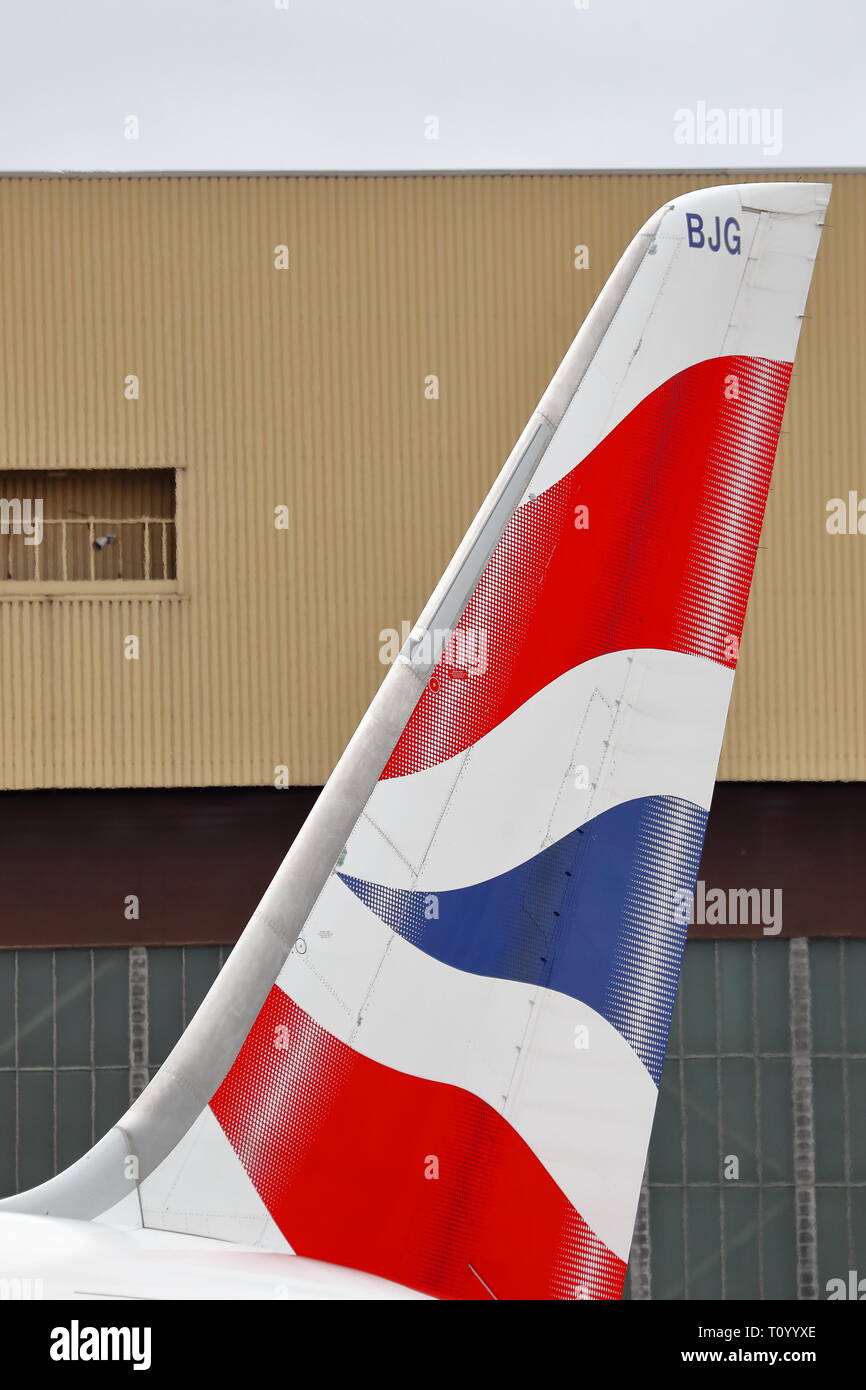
[0,173,858,787]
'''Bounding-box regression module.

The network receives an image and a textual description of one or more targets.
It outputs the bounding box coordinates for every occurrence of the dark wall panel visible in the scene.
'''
[0,783,861,948]
[0,788,317,947]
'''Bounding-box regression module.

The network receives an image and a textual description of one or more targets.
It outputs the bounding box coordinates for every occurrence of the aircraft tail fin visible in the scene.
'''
[2,182,829,1301]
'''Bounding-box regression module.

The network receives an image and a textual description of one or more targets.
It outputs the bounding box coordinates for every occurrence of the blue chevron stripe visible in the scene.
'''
[339,795,707,1084]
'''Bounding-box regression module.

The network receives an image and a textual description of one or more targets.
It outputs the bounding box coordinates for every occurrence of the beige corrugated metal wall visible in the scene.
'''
[0,173,860,788]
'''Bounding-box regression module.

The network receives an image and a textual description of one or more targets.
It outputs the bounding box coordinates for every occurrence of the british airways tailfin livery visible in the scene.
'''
[0,182,829,1300]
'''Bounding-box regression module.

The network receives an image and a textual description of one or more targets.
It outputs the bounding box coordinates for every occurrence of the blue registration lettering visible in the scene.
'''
[685,211,742,255]
[724,217,741,254]
[685,213,704,248]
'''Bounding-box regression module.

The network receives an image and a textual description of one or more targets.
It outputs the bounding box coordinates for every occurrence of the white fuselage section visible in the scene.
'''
[0,1214,427,1300]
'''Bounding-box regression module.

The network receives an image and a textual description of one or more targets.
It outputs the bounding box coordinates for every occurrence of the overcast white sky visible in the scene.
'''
[0,0,860,171]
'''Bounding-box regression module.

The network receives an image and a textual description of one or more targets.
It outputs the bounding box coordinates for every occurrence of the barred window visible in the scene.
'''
[0,469,176,582]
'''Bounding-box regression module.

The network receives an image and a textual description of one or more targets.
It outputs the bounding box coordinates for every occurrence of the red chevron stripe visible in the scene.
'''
[384,355,791,778]
[210,986,626,1301]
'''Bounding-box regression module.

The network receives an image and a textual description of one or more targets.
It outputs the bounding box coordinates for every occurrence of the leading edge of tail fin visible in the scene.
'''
[3,183,829,1300]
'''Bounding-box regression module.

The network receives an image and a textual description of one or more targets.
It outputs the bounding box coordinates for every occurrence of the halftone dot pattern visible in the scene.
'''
[340,793,708,1083]
[602,796,707,1082]
[211,985,626,1300]
[209,1003,353,1211]
[551,1206,629,1302]
[385,355,792,779]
